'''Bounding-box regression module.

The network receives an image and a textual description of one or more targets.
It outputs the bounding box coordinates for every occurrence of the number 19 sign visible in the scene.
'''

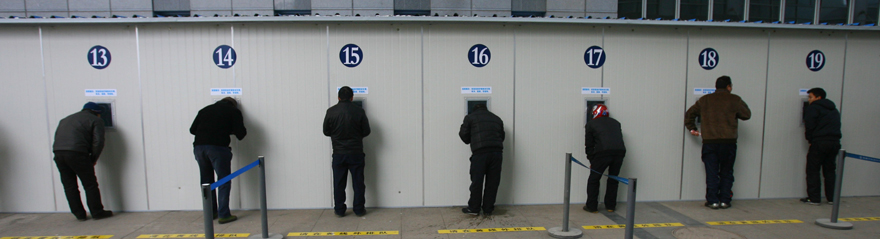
[87,45,111,69]
[213,45,237,69]
[806,50,825,72]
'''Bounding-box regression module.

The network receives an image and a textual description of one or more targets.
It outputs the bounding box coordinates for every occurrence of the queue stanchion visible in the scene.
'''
[250,156,284,239]
[816,149,853,230]
[624,178,637,239]
[548,153,583,239]
[201,184,215,239]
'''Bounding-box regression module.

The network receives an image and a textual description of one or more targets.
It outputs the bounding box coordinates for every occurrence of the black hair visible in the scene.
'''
[221,97,238,107]
[807,87,826,99]
[338,86,354,102]
[715,76,732,89]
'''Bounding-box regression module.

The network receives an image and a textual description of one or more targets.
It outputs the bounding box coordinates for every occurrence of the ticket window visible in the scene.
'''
[584,99,607,125]
[96,102,114,128]
[353,98,365,110]
[466,98,489,115]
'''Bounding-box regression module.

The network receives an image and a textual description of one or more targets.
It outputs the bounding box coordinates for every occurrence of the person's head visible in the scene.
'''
[82,102,102,116]
[338,86,354,102]
[591,104,609,119]
[220,97,238,108]
[807,87,826,104]
[473,104,486,110]
[716,76,732,91]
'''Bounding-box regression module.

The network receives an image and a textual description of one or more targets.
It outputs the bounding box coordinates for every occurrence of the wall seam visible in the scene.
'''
[136,25,151,210]
[838,33,848,115]
[511,26,516,204]
[420,26,425,206]
[39,26,58,211]
[678,29,690,200]
[326,25,332,207]
[757,30,772,198]
[231,25,236,87]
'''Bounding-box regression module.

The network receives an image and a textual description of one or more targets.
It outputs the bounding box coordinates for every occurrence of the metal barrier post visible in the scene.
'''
[624,178,637,239]
[816,149,853,229]
[202,184,215,239]
[250,156,283,239]
[548,153,583,239]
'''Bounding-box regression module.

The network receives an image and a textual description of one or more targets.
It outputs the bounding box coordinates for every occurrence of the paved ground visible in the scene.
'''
[2,197,879,239]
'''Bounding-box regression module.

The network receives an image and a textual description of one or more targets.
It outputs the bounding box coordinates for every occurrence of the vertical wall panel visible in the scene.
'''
[513,24,602,204]
[232,23,331,209]
[838,31,880,197]
[603,26,687,201]
[42,25,148,211]
[760,30,846,198]
[140,24,234,210]
[681,28,769,201]
[0,26,56,212]
[328,23,424,207]
[423,23,515,206]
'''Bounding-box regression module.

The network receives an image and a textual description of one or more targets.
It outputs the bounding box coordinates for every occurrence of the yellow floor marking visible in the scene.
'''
[839,217,880,222]
[136,234,249,238]
[287,231,399,236]
[438,227,545,234]
[582,223,685,230]
[706,219,803,225]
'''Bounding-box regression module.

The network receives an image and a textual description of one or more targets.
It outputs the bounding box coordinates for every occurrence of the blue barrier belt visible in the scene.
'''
[846,153,880,164]
[211,159,261,190]
[570,156,629,185]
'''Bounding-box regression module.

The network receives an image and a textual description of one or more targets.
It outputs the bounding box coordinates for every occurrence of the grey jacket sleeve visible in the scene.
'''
[91,118,105,162]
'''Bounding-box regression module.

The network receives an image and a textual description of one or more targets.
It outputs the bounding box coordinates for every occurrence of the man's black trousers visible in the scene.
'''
[586,155,624,211]
[53,151,105,219]
[806,141,841,202]
[468,151,503,214]
[332,153,366,215]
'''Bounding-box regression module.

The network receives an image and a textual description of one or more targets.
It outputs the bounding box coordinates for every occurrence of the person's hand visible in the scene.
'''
[690,130,701,136]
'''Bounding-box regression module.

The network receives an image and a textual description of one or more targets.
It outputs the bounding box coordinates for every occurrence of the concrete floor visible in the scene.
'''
[2,197,879,239]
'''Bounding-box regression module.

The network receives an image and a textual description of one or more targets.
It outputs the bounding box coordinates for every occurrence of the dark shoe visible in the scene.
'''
[92,210,113,220]
[76,217,88,221]
[355,210,366,217]
[335,211,345,217]
[482,211,493,216]
[800,198,820,206]
[704,202,720,209]
[582,205,598,213]
[719,202,731,209]
[218,215,238,224]
[213,211,219,220]
[606,209,615,212]
[461,208,479,216]
[827,201,834,205]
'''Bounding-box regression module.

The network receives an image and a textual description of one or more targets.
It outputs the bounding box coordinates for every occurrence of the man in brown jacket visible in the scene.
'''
[685,76,751,210]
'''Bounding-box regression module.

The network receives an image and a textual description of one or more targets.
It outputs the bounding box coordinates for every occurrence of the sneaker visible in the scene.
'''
[582,205,598,213]
[719,202,731,209]
[827,201,834,205]
[461,208,479,216]
[704,202,720,209]
[218,215,238,224]
[92,210,113,220]
[76,217,88,221]
[483,211,493,216]
[334,211,345,217]
[355,210,366,217]
[800,198,820,205]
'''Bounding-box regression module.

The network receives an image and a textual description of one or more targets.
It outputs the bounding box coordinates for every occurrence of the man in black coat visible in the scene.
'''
[190,97,247,224]
[801,88,842,205]
[53,102,113,221]
[583,104,626,213]
[459,104,505,216]
[324,86,371,217]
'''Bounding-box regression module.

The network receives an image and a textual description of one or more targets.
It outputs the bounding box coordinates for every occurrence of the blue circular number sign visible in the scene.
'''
[340,44,363,67]
[87,45,111,69]
[584,46,606,68]
[806,50,825,72]
[213,45,237,69]
[699,48,719,70]
[468,44,491,67]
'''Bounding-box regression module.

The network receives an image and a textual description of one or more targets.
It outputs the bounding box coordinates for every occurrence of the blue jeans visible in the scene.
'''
[194,145,233,218]
[332,154,366,215]
[702,143,737,204]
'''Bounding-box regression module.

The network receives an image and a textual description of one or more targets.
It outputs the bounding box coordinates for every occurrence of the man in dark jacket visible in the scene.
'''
[323,86,371,217]
[583,104,626,213]
[685,76,751,210]
[459,104,505,216]
[190,97,247,224]
[800,87,842,205]
[53,102,113,221]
